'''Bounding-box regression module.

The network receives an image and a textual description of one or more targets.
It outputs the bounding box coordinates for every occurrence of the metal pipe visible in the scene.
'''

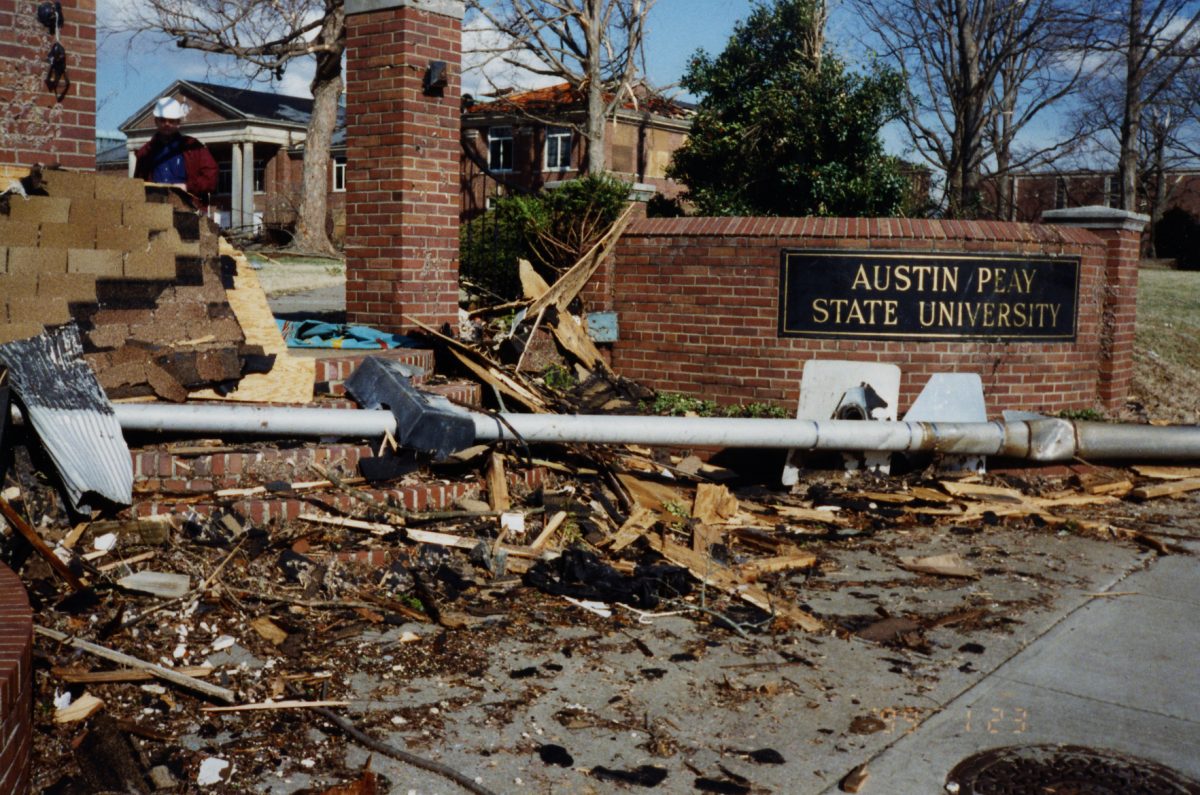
[111,403,398,438]
[99,402,1200,462]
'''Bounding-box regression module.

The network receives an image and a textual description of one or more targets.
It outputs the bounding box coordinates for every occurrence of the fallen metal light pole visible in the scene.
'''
[106,401,1200,463]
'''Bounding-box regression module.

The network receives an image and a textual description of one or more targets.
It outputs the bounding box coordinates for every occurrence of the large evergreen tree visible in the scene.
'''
[667,0,908,217]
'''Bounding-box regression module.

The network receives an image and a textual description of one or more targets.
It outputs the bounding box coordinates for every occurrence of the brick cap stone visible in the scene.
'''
[346,0,464,17]
[1042,205,1150,232]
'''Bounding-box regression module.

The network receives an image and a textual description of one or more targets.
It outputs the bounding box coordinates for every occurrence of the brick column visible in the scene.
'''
[344,0,463,333]
[1043,206,1149,411]
[0,563,33,794]
[0,0,96,169]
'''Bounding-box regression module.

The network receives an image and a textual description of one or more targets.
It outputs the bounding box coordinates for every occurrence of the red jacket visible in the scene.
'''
[134,134,219,197]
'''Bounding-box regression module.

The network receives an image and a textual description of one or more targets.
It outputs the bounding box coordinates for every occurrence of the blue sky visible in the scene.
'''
[93,0,990,165]
[97,1,766,135]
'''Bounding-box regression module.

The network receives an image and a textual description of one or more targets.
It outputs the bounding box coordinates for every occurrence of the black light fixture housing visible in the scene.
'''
[424,60,448,95]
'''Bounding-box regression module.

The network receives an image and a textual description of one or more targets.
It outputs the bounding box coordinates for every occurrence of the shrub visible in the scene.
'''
[459,174,631,304]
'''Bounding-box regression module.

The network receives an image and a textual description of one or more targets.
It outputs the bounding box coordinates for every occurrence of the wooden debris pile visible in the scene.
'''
[5,393,1198,791]
[428,203,652,416]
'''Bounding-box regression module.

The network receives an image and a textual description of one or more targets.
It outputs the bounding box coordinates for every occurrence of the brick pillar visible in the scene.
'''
[0,0,96,170]
[344,0,463,333]
[1043,206,1149,411]
[0,564,33,795]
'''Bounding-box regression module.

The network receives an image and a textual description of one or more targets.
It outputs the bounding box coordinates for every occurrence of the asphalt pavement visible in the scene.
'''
[826,538,1200,793]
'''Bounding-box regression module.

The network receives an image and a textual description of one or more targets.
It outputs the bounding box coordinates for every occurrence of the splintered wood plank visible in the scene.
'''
[617,473,691,521]
[1031,494,1119,509]
[692,483,739,524]
[736,553,818,577]
[487,452,511,512]
[55,693,105,724]
[531,510,568,550]
[1130,477,1200,500]
[54,666,213,684]
[692,523,724,553]
[774,505,850,525]
[940,480,1026,503]
[909,487,956,503]
[191,242,314,403]
[856,491,915,504]
[603,505,658,552]
[405,315,549,412]
[548,309,608,371]
[898,553,977,579]
[526,204,635,316]
[519,259,551,300]
[1086,480,1133,497]
[1133,466,1200,481]
[645,535,823,632]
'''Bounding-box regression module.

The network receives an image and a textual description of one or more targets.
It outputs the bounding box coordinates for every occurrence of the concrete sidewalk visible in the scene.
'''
[827,541,1200,792]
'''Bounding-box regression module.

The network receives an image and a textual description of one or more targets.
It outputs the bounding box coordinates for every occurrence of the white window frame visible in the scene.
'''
[333,156,347,192]
[544,126,571,171]
[1104,174,1120,208]
[488,126,514,172]
[253,158,268,194]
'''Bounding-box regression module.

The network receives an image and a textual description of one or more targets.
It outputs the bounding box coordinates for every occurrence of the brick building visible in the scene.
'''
[109,80,347,237]
[459,83,693,219]
[0,0,95,170]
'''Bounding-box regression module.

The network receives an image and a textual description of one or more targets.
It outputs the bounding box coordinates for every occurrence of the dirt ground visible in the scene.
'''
[249,253,344,298]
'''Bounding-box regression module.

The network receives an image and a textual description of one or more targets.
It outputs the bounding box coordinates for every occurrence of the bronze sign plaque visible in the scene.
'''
[779,250,1079,341]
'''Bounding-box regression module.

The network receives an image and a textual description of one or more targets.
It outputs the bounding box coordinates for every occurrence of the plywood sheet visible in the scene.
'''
[191,243,315,403]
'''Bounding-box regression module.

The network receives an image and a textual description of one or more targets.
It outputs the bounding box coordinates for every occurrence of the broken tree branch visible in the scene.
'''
[0,496,85,591]
[310,704,499,795]
[202,699,349,713]
[35,626,236,704]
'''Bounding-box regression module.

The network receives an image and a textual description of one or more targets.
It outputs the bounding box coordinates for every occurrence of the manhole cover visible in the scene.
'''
[946,745,1200,794]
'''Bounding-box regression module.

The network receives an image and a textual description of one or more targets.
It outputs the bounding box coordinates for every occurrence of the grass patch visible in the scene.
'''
[1133,269,1200,423]
[1136,270,1200,372]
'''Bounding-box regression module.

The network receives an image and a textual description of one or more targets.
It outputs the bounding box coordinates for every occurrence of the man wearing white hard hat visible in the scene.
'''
[133,96,218,205]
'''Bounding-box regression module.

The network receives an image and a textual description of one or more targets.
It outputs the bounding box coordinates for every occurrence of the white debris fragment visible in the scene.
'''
[172,643,187,659]
[563,596,613,617]
[300,758,316,769]
[398,631,421,643]
[53,690,73,709]
[93,532,118,552]
[211,635,236,651]
[500,511,525,536]
[118,571,191,598]
[197,758,230,786]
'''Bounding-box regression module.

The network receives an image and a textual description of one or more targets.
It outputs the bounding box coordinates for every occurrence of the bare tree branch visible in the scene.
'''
[853,0,1090,218]
[465,0,654,174]
[106,0,344,255]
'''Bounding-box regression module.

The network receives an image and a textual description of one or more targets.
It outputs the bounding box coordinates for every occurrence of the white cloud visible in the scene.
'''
[462,16,563,98]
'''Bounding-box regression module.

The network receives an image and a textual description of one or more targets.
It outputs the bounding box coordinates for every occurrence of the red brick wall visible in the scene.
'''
[0,563,32,794]
[1093,227,1141,405]
[344,1,462,333]
[0,0,96,169]
[599,216,1133,416]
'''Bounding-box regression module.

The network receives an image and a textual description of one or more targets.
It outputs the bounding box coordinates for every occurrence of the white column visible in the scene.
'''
[127,149,136,177]
[240,141,255,230]
[231,143,244,229]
